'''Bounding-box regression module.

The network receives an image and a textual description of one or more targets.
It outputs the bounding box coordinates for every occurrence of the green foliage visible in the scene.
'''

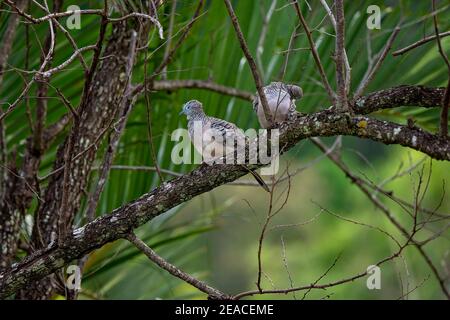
[1,0,449,299]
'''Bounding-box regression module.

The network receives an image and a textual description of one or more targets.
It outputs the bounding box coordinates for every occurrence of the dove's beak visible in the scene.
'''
[179,110,184,115]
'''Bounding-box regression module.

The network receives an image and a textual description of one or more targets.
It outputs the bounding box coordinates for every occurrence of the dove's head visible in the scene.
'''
[180,100,203,118]
[286,85,303,99]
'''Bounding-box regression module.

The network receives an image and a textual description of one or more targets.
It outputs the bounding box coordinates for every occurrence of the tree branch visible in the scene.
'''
[0,0,28,201]
[311,138,450,298]
[392,31,450,56]
[127,232,229,299]
[319,0,351,94]
[334,0,348,110]
[131,0,205,96]
[223,0,273,125]
[432,0,450,137]
[355,26,401,98]
[150,79,255,101]
[1,87,449,297]
[292,0,336,103]
[355,85,445,114]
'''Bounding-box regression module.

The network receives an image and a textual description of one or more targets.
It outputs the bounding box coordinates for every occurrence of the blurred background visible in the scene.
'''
[1,0,449,299]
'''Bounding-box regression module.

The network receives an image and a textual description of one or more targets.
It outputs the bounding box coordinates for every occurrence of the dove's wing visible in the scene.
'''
[208,117,246,143]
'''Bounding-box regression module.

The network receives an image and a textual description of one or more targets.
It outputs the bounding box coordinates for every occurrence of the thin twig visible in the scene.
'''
[432,0,450,137]
[31,0,89,72]
[223,0,273,125]
[334,0,348,110]
[3,1,164,38]
[39,45,96,77]
[280,235,297,299]
[301,254,341,300]
[132,0,205,97]
[234,240,410,299]
[355,26,401,97]
[291,0,336,103]
[311,138,450,299]
[161,0,177,80]
[140,9,165,184]
[126,232,229,299]
[392,31,450,56]
[257,0,278,80]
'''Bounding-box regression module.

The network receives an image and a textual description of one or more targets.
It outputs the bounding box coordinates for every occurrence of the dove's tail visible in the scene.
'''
[240,165,270,192]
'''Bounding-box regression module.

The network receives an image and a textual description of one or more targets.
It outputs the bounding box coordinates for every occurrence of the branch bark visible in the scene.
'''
[0,0,29,271]
[127,233,229,299]
[355,85,445,114]
[20,20,138,300]
[1,88,449,297]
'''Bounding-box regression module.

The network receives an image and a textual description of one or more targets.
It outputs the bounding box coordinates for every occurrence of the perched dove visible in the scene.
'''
[253,82,303,128]
[180,100,269,192]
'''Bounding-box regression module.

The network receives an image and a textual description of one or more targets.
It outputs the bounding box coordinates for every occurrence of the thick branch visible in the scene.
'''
[158,83,443,114]
[355,85,445,114]
[1,95,449,297]
[0,0,28,197]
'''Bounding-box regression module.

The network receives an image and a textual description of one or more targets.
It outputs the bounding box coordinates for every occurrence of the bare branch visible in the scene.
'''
[319,0,351,94]
[31,0,89,72]
[161,0,177,80]
[392,31,450,56]
[234,240,409,299]
[256,0,278,79]
[355,26,401,97]
[311,138,450,298]
[132,0,205,96]
[3,1,164,38]
[292,0,336,103]
[354,85,444,114]
[151,79,255,101]
[223,0,273,125]
[39,45,97,78]
[151,0,204,80]
[127,232,229,299]
[84,30,138,222]
[432,0,450,137]
[334,0,348,110]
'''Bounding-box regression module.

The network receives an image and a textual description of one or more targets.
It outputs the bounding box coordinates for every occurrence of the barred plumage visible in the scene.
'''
[252,82,303,128]
[181,100,246,159]
[180,100,269,192]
